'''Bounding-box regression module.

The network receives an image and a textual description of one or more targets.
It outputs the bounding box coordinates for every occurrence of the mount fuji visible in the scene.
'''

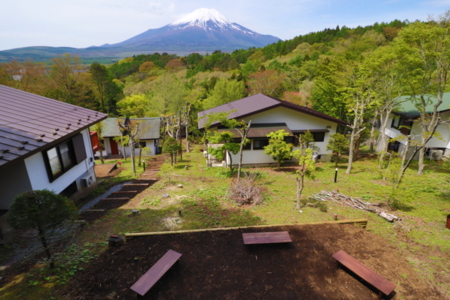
[102,8,280,51]
[0,8,280,61]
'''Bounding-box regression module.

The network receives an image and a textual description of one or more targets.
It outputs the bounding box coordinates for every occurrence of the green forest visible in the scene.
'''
[1,14,450,175]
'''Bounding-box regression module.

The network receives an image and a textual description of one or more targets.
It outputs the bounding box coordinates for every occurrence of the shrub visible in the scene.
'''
[227,174,267,206]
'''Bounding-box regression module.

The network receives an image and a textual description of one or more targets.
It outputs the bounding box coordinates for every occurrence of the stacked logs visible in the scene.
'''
[310,190,400,222]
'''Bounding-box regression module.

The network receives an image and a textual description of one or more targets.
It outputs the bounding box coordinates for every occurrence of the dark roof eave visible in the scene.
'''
[0,116,107,172]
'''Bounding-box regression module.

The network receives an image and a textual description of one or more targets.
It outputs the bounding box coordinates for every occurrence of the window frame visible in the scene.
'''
[43,134,86,182]
[252,138,269,150]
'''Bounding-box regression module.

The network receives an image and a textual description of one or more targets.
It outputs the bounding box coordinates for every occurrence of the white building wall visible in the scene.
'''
[386,113,450,149]
[238,106,338,155]
[216,106,341,166]
[24,129,95,194]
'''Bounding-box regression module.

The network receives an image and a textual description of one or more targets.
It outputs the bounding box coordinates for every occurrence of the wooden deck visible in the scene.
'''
[242,231,292,245]
[130,249,182,296]
[332,250,396,298]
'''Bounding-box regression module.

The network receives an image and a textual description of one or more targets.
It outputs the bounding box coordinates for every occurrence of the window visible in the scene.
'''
[297,132,325,142]
[232,138,251,150]
[284,136,296,145]
[135,141,147,148]
[253,138,269,150]
[312,132,325,142]
[391,116,412,135]
[44,134,86,182]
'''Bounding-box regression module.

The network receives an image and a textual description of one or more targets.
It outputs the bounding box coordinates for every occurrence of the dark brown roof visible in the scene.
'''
[198,93,348,129]
[0,85,107,169]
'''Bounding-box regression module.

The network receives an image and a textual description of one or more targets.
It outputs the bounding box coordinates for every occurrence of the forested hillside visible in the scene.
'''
[1,15,449,173]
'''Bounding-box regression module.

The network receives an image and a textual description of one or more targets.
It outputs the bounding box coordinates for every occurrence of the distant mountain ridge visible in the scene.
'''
[100,8,280,51]
[0,8,280,62]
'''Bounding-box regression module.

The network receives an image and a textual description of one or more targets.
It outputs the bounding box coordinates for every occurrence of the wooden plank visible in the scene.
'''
[112,190,138,193]
[130,249,182,296]
[125,220,369,238]
[243,231,292,245]
[101,197,130,201]
[124,183,149,186]
[85,209,105,212]
[332,250,396,296]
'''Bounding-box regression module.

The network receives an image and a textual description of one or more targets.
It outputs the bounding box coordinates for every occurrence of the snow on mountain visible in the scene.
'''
[170,8,231,29]
[102,8,281,52]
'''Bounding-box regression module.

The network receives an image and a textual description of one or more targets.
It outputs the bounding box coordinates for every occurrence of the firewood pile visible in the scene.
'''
[310,190,401,222]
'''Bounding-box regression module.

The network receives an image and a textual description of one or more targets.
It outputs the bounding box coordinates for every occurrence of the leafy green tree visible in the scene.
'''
[47,54,90,106]
[162,137,181,166]
[394,17,450,175]
[89,62,123,114]
[117,94,151,117]
[208,131,241,173]
[203,78,245,109]
[362,44,404,166]
[202,111,251,178]
[326,133,349,168]
[264,130,293,170]
[292,148,316,210]
[7,190,78,268]
[92,122,105,164]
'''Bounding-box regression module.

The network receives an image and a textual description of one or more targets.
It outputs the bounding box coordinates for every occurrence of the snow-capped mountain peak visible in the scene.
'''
[170,8,231,29]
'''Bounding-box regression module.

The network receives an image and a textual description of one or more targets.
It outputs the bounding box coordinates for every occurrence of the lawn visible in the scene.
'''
[0,151,449,299]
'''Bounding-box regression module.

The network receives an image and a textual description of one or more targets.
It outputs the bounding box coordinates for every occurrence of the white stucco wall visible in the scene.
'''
[386,113,450,149]
[24,129,95,194]
[104,138,157,157]
[213,106,340,166]
[238,106,338,155]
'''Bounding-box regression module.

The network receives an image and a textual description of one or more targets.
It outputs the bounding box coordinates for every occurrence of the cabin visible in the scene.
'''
[379,93,450,160]
[198,93,348,167]
[0,85,107,242]
[100,117,161,158]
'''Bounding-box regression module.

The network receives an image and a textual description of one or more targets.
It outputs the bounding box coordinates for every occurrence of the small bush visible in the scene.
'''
[228,174,267,206]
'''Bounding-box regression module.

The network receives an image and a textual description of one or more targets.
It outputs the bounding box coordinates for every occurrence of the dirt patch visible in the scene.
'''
[62,224,442,299]
[95,163,118,178]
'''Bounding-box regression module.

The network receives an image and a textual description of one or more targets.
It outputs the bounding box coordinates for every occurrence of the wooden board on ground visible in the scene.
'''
[332,250,396,298]
[242,231,292,245]
[130,249,182,296]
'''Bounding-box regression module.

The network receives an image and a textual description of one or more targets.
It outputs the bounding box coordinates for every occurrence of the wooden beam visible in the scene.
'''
[125,219,368,238]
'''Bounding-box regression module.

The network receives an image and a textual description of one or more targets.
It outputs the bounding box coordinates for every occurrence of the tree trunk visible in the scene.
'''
[99,146,104,164]
[296,175,304,210]
[417,147,425,175]
[237,120,251,181]
[38,226,54,268]
[378,109,391,168]
[130,141,136,176]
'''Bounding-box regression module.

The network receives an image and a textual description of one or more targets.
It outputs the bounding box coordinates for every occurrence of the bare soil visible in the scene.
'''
[62,224,443,300]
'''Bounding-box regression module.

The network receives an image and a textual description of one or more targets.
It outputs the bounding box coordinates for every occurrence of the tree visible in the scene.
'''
[292,148,316,210]
[7,190,78,268]
[92,122,105,164]
[203,78,245,109]
[343,63,378,174]
[118,118,140,176]
[395,18,450,175]
[117,94,151,117]
[47,54,89,106]
[89,62,123,114]
[246,69,286,97]
[203,111,251,177]
[264,130,293,170]
[326,133,349,168]
[162,137,181,166]
[0,60,46,94]
[362,45,404,167]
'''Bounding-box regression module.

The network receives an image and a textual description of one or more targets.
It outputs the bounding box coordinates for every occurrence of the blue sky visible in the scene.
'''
[1,0,449,51]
